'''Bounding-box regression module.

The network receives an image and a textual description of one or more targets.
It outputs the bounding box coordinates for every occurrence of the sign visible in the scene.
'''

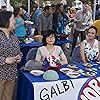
[33,77,100,100]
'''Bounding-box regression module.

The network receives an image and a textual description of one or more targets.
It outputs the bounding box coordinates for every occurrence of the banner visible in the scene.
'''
[33,77,100,100]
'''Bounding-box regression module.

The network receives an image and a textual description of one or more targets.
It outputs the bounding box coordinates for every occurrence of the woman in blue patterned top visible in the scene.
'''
[52,3,69,35]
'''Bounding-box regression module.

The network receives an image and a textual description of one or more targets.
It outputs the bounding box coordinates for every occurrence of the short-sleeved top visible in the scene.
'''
[35,46,64,63]
[15,18,27,37]
[83,39,99,61]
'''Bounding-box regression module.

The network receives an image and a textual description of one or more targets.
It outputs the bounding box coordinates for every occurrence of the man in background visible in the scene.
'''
[34,5,53,35]
[71,2,93,55]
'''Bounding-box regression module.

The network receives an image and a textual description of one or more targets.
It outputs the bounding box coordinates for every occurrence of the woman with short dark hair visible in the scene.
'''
[80,26,100,63]
[35,30,68,68]
[0,10,22,100]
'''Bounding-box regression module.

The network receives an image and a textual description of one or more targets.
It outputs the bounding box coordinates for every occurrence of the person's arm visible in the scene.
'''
[96,41,100,61]
[97,53,100,61]
[80,42,87,63]
[59,47,68,64]
[74,11,82,22]
[85,13,93,27]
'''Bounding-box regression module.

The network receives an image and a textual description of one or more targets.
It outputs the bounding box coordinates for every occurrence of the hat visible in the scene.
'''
[43,70,59,81]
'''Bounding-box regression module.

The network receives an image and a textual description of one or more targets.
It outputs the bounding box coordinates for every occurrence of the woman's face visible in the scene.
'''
[8,14,16,30]
[87,28,96,40]
[46,34,55,45]
[59,5,64,12]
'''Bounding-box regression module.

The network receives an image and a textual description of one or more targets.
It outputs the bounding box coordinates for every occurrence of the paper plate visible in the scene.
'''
[25,21,34,24]
[85,67,93,71]
[66,72,81,78]
[60,68,73,74]
[81,72,96,77]
[67,64,78,69]
[83,63,93,67]
[86,72,96,76]
[30,70,44,76]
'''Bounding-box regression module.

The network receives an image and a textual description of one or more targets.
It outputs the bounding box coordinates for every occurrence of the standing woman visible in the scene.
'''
[14,7,27,39]
[0,11,22,100]
[52,3,69,35]
[80,26,100,63]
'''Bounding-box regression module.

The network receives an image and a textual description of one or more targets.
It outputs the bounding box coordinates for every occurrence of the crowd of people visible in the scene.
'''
[0,0,100,100]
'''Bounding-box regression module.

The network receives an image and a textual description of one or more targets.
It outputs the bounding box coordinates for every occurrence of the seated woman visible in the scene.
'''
[35,30,68,69]
[80,26,100,63]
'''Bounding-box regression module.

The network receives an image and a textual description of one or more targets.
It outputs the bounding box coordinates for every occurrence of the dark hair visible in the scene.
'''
[43,5,51,11]
[42,30,57,46]
[13,7,20,17]
[87,26,97,34]
[55,3,63,12]
[0,11,12,28]
[20,5,28,12]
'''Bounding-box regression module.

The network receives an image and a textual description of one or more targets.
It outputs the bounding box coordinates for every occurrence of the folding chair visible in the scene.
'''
[72,45,81,63]
[26,48,38,61]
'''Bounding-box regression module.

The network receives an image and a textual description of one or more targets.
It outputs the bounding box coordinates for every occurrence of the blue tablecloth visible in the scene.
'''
[18,39,72,68]
[16,63,100,100]
[19,39,72,47]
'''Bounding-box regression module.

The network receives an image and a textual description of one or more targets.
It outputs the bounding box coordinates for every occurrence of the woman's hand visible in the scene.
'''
[5,57,16,64]
[5,54,22,64]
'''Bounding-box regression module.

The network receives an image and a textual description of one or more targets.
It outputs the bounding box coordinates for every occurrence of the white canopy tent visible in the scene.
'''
[0,0,10,10]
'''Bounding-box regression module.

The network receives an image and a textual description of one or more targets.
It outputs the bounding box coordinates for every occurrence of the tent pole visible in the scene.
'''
[28,0,30,15]
[93,0,96,20]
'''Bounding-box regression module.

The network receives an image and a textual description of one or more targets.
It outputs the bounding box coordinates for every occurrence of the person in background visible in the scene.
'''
[80,26,100,63]
[71,2,93,55]
[52,3,69,35]
[88,2,92,14]
[33,5,43,25]
[95,4,100,20]
[34,5,53,35]
[51,4,56,13]
[69,6,77,20]
[35,30,68,65]
[0,11,22,100]
[14,7,27,39]
[20,6,32,36]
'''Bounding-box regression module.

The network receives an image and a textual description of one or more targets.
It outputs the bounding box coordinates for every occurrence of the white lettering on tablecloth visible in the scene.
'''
[40,80,74,100]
